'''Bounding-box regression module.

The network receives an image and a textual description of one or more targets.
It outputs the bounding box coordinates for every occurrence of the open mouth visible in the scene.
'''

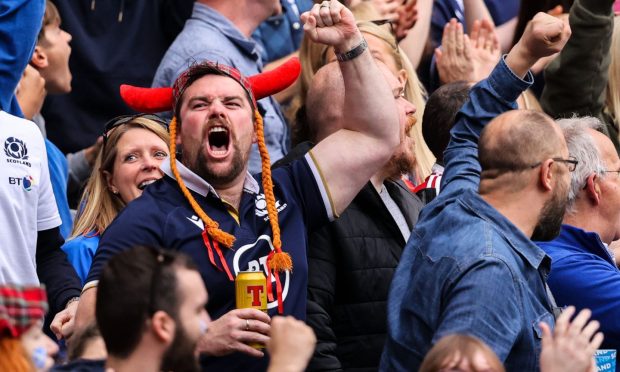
[137,179,157,190]
[207,126,231,156]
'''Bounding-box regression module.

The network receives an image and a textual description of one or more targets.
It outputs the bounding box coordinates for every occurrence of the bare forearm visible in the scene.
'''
[462,0,493,33]
[399,0,433,68]
[337,33,399,146]
[74,287,97,333]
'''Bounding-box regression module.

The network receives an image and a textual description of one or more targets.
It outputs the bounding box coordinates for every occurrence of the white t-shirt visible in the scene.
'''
[0,111,60,285]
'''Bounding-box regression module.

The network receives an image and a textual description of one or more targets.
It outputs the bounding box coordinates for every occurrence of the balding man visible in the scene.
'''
[380,13,573,371]
[537,117,620,353]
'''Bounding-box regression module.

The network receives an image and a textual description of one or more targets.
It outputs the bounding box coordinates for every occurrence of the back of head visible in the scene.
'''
[422,81,470,164]
[479,110,564,187]
[419,334,505,372]
[304,62,346,142]
[96,246,197,359]
[556,116,605,212]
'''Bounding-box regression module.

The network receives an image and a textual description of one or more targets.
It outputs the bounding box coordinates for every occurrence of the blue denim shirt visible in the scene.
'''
[152,3,288,174]
[380,58,555,372]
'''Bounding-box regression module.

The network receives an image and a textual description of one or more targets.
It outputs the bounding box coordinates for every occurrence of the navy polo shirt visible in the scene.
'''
[86,153,333,371]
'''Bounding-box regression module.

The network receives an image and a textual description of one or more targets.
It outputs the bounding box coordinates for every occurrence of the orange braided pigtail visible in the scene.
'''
[0,338,31,372]
[254,111,292,272]
[168,116,235,248]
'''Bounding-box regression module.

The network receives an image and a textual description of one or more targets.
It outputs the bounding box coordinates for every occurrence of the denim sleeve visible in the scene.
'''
[433,256,521,362]
[440,57,533,195]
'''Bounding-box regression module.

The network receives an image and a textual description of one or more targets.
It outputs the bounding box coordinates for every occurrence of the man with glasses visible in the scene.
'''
[381,12,575,371]
[536,116,620,356]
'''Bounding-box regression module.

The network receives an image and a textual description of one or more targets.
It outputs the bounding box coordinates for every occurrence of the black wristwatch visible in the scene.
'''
[336,38,368,62]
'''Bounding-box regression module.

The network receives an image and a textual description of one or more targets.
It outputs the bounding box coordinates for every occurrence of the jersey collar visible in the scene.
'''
[160,158,260,198]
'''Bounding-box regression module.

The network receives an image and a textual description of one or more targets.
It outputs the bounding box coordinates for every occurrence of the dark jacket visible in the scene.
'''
[541,0,618,153]
[306,180,423,372]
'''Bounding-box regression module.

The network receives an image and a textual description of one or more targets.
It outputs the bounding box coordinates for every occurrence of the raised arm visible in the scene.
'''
[301,0,400,216]
[440,12,571,195]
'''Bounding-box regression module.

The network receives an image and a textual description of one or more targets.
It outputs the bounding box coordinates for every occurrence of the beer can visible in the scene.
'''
[235,271,268,349]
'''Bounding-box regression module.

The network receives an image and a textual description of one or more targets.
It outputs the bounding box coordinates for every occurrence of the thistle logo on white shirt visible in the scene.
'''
[4,137,31,167]
[255,193,287,220]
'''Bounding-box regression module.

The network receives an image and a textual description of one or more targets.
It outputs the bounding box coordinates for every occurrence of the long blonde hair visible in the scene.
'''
[70,117,170,238]
[606,16,620,131]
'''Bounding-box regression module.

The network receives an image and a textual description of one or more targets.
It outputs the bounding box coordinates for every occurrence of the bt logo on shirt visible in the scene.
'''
[8,175,35,191]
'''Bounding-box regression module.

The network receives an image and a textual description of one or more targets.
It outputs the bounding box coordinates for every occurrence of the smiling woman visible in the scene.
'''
[61,115,170,286]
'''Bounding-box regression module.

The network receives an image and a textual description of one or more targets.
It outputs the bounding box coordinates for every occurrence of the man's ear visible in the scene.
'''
[584,174,602,206]
[151,311,176,345]
[31,45,49,70]
[539,159,555,191]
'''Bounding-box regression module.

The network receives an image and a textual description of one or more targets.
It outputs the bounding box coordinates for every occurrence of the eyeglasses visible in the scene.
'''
[602,170,620,177]
[529,156,579,172]
[148,249,175,315]
[102,114,169,145]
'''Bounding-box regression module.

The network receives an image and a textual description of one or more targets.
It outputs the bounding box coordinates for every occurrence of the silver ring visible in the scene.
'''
[245,319,250,331]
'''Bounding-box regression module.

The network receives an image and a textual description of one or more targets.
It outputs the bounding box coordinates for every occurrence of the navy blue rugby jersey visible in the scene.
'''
[85,153,333,371]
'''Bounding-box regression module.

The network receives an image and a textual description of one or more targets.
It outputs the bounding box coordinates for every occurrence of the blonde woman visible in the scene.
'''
[292,2,436,182]
[62,115,170,284]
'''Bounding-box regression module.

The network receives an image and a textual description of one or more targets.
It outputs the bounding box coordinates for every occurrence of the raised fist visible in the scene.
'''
[518,12,571,61]
[301,0,362,53]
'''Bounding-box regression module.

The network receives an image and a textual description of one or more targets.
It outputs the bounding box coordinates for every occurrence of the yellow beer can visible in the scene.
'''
[235,271,268,349]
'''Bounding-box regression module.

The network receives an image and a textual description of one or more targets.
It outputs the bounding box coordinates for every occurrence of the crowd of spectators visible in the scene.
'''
[2,0,620,371]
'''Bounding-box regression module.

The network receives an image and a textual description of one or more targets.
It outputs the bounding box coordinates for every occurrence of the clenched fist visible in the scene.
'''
[506,12,571,77]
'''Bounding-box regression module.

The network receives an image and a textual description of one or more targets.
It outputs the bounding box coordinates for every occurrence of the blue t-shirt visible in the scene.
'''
[86,155,332,371]
[46,139,72,238]
[62,234,99,286]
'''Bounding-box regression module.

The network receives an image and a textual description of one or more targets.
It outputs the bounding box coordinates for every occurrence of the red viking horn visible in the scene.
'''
[248,57,301,100]
[119,57,301,114]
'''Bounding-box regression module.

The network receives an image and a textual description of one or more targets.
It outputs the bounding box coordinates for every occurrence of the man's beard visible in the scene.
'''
[531,181,568,242]
[385,147,417,178]
[160,321,201,372]
[193,141,246,186]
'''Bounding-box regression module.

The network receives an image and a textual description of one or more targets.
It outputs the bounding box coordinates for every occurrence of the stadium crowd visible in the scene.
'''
[2,0,620,371]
